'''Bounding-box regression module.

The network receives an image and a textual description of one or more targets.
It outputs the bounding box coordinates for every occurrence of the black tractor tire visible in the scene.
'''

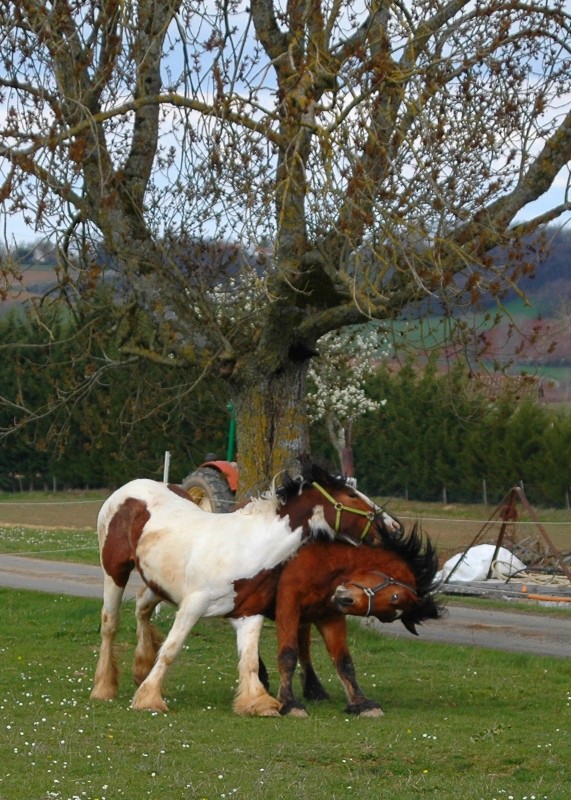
[182,467,236,513]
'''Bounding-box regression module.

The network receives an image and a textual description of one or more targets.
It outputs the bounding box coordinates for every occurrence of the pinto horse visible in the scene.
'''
[90,461,399,715]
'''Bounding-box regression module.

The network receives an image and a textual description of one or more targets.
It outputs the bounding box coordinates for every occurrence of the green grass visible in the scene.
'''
[442,594,571,619]
[385,497,571,523]
[0,524,100,565]
[1,589,569,800]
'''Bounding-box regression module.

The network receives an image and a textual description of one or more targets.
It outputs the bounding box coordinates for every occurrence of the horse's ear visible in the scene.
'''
[276,470,304,500]
[294,453,321,485]
[304,460,329,484]
[296,455,339,487]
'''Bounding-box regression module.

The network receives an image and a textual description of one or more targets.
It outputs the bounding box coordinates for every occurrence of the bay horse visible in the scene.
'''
[263,525,442,717]
[90,460,399,715]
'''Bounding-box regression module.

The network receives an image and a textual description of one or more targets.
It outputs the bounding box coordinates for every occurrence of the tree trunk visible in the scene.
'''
[231,356,311,498]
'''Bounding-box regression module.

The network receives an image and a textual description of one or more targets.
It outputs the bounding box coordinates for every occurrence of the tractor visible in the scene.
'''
[181,402,238,512]
[182,457,238,512]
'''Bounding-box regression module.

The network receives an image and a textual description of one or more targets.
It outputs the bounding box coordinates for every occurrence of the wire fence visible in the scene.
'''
[397,514,571,563]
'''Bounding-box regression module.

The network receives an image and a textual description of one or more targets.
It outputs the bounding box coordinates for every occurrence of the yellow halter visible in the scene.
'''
[311,482,376,542]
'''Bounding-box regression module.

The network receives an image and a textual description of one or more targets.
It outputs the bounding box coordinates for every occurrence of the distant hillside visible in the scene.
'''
[495,227,571,314]
[479,228,571,404]
[2,231,570,403]
[4,226,571,307]
[1,265,58,311]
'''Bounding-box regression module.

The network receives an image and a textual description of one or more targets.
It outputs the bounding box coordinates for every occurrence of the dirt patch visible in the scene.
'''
[0,499,103,529]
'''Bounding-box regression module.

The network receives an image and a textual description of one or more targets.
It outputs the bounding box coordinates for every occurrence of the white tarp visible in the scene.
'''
[436,544,527,584]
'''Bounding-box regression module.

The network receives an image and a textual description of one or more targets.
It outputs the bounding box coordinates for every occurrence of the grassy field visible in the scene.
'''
[0,495,570,799]
[0,523,101,565]
[1,589,570,800]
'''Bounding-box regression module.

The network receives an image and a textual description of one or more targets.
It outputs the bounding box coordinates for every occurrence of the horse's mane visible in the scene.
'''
[378,521,445,628]
[237,460,341,520]
[377,522,439,598]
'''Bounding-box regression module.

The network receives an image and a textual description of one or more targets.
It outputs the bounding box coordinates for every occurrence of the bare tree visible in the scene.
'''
[1,0,571,494]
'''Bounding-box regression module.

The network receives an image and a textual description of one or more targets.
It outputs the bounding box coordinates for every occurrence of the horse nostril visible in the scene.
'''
[332,586,354,607]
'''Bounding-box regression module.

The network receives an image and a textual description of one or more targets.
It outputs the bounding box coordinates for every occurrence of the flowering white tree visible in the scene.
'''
[308,329,388,477]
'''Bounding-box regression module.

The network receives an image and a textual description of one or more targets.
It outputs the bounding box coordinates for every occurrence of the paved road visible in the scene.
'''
[365,606,570,659]
[1,554,569,658]
[0,554,143,599]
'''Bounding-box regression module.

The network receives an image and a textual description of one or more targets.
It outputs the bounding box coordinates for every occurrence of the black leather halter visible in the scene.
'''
[348,570,418,616]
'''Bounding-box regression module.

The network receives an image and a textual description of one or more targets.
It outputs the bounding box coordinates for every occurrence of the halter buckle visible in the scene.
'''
[311,481,376,543]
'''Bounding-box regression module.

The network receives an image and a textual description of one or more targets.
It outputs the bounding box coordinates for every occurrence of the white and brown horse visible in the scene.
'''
[90,461,399,715]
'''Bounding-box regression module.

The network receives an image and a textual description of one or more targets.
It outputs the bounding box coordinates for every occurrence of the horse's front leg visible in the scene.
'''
[276,601,308,717]
[298,623,330,702]
[133,586,164,686]
[131,594,205,712]
[316,618,383,717]
[90,575,125,701]
[230,615,281,717]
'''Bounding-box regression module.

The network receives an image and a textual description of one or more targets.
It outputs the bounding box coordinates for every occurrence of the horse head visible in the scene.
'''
[275,458,402,547]
[332,570,420,623]
[331,522,445,633]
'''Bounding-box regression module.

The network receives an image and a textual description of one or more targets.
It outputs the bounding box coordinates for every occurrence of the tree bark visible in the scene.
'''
[231,355,311,498]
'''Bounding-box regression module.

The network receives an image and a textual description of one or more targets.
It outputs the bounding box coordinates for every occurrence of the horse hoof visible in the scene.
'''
[358,707,384,718]
[345,701,384,717]
[90,688,116,702]
[280,704,309,718]
[287,707,309,718]
[131,698,169,713]
[233,692,282,717]
[131,688,169,713]
[257,707,282,718]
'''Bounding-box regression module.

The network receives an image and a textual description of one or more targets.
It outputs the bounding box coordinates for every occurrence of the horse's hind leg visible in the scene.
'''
[131,594,206,712]
[133,586,164,686]
[90,576,125,701]
[298,623,330,702]
[316,618,383,717]
[231,615,281,717]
